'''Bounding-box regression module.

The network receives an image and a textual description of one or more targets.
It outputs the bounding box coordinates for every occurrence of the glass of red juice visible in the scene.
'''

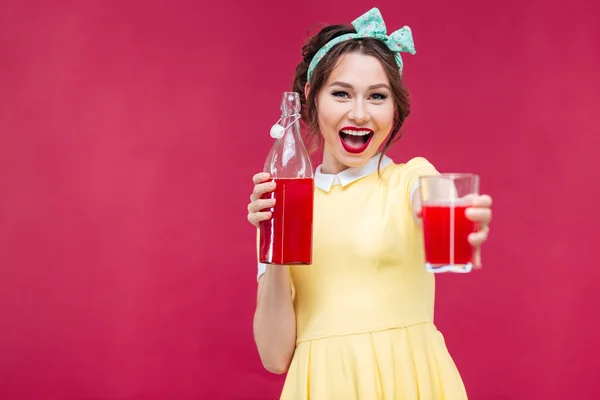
[418,174,479,273]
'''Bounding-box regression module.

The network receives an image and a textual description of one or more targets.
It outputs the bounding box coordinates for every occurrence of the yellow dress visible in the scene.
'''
[259,155,468,399]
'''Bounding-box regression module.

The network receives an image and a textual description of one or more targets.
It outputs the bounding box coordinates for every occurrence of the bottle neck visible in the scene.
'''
[265,111,313,177]
[280,113,301,139]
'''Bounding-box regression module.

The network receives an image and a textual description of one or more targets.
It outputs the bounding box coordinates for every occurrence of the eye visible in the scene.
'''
[370,93,388,100]
[331,91,350,98]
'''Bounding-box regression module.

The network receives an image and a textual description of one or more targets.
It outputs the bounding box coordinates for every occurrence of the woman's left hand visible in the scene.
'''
[465,194,493,268]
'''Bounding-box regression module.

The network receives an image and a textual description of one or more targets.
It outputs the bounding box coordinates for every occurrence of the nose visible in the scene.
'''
[348,99,370,123]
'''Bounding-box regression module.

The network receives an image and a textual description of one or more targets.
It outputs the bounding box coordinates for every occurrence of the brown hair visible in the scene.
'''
[292,24,411,169]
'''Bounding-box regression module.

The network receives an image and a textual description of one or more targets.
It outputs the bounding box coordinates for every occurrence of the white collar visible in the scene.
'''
[314,154,393,192]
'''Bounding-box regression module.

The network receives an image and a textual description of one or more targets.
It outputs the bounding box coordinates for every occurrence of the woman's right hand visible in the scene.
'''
[247,172,276,228]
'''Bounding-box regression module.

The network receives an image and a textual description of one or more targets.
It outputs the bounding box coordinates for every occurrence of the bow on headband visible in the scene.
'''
[307,8,416,81]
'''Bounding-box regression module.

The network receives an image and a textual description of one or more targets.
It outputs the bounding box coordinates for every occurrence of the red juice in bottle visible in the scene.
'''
[259,177,314,265]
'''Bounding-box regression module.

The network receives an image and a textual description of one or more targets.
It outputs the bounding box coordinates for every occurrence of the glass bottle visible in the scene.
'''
[259,92,314,265]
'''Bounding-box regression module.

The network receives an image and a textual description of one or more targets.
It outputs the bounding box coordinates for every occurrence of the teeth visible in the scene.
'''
[341,130,371,136]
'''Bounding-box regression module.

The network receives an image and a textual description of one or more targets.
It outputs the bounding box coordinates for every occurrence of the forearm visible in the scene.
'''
[253,265,297,374]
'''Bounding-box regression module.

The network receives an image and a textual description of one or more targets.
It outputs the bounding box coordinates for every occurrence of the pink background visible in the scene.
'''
[1,0,599,399]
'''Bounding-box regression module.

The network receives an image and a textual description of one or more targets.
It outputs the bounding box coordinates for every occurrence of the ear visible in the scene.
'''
[304,82,310,100]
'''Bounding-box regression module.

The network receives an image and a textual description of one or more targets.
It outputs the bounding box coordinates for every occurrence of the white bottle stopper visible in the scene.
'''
[270,123,285,139]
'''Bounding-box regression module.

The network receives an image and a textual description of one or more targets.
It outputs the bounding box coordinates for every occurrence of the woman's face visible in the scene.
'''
[312,52,395,173]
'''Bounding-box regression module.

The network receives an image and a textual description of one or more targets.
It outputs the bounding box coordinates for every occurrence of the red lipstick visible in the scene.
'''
[339,126,374,154]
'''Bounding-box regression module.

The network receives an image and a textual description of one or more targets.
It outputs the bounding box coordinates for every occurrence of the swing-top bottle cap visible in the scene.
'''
[270,92,301,139]
[270,123,285,139]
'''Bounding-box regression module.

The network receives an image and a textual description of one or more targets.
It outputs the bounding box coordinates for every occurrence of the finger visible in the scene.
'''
[248,211,272,227]
[252,172,271,185]
[250,181,276,202]
[248,198,276,213]
[468,229,489,247]
[459,193,478,203]
[472,246,482,269]
[472,194,493,208]
[465,208,492,224]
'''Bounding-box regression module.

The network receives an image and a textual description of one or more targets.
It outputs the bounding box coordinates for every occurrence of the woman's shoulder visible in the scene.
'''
[396,156,435,170]
[383,156,437,181]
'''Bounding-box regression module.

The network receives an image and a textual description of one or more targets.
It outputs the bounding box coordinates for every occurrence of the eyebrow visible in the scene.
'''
[329,81,390,90]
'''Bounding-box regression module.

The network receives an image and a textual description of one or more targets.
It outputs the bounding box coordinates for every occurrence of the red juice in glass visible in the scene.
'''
[422,203,475,266]
[259,177,314,265]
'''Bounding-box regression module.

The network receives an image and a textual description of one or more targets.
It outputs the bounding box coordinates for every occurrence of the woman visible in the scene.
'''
[247,8,492,399]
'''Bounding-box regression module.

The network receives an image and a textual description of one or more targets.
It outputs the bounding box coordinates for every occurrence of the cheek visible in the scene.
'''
[317,102,342,134]
[373,106,395,132]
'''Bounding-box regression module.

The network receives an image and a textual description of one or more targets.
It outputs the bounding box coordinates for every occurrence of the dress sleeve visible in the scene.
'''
[404,157,439,207]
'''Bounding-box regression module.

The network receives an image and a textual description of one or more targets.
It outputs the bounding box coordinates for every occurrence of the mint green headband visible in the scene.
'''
[306,8,416,81]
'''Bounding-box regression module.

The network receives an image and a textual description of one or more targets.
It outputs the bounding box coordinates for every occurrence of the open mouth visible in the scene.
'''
[339,127,374,154]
